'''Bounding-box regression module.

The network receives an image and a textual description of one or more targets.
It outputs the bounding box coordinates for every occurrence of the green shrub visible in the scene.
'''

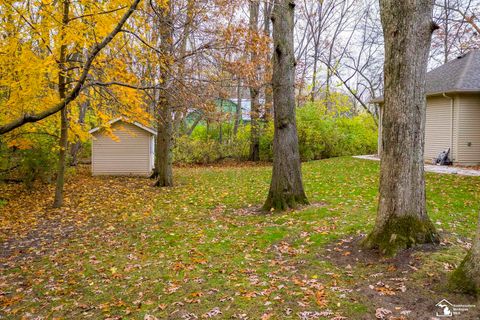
[174,124,251,164]
[18,144,58,187]
[296,103,378,161]
[174,100,378,165]
[0,134,58,187]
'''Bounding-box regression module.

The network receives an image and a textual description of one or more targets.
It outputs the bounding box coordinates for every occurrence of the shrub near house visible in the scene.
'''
[174,101,378,164]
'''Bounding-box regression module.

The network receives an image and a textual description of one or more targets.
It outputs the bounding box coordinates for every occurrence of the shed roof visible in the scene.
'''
[89,118,157,136]
[371,49,480,103]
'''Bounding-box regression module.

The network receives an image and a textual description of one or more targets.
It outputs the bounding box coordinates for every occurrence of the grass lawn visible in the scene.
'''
[0,157,479,319]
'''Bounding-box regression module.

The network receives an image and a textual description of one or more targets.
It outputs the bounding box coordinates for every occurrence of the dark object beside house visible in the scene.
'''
[373,49,480,166]
[433,148,452,166]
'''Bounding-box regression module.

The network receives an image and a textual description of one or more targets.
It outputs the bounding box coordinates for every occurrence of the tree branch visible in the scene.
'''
[0,0,141,135]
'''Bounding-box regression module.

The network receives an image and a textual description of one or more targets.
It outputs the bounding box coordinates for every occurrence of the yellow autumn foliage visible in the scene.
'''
[0,0,151,145]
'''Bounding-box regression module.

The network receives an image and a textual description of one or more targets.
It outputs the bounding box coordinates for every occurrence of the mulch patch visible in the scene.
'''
[321,235,479,320]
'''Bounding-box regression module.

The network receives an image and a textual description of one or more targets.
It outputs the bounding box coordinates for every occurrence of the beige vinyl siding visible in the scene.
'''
[456,94,480,165]
[453,95,460,161]
[424,96,453,161]
[92,122,152,176]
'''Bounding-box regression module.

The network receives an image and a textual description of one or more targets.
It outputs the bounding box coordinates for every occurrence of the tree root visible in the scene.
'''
[362,215,440,257]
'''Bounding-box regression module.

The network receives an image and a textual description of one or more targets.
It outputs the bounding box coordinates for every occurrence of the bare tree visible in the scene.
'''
[249,0,261,161]
[329,0,383,120]
[432,0,480,65]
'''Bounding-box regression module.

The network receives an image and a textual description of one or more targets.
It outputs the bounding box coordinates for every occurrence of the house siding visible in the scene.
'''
[453,95,460,161]
[92,122,152,176]
[457,94,480,165]
[424,96,454,161]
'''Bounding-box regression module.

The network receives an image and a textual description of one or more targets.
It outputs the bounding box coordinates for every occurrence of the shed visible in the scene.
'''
[372,50,480,166]
[89,118,156,176]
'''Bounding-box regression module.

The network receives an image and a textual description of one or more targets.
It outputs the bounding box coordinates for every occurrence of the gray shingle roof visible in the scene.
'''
[371,49,480,103]
[426,49,480,94]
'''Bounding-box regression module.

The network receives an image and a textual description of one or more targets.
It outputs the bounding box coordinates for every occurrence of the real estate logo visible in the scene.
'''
[435,299,476,317]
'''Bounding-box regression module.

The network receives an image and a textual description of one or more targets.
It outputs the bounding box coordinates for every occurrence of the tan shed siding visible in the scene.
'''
[92,122,152,176]
[424,96,453,161]
[457,94,480,165]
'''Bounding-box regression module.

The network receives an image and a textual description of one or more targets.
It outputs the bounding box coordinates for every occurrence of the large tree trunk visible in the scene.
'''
[53,108,68,208]
[154,97,173,187]
[53,0,70,208]
[153,0,174,187]
[263,0,308,211]
[248,0,260,161]
[363,0,439,256]
[449,210,480,295]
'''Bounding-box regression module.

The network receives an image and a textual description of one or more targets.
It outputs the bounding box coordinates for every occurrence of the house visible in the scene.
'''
[372,50,480,165]
[185,98,263,127]
[89,118,156,176]
[218,98,254,122]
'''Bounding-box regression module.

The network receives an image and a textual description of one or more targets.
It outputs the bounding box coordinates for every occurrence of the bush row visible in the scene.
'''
[174,104,378,164]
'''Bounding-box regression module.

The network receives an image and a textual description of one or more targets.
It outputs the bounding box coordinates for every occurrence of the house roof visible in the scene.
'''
[371,49,480,103]
[89,117,157,136]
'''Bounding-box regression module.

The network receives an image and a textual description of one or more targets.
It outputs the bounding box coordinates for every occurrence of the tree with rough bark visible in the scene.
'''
[263,0,308,211]
[123,0,247,186]
[449,210,480,295]
[248,0,261,162]
[362,0,440,256]
[53,0,71,208]
[152,0,175,187]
